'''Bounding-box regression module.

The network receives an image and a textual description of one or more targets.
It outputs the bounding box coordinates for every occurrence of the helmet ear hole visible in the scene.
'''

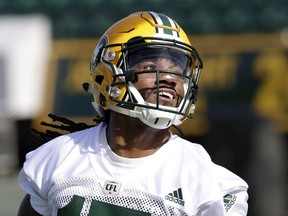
[95,75,104,84]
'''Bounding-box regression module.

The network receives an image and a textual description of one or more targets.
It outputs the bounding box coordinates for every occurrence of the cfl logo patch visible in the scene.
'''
[103,180,121,196]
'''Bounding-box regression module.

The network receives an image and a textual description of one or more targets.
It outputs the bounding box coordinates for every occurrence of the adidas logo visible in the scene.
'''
[165,188,185,206]
[223,194,237,212]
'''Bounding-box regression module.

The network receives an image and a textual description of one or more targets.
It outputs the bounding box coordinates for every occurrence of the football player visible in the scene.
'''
[18,11,248,215]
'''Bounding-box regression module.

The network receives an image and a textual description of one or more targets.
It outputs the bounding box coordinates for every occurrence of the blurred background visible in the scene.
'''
[0,0,287,215]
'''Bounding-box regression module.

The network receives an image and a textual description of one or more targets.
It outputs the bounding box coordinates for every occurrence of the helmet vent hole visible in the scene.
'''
[121,28,135,33]
[154,118,159,125]
[166,120,171,127]
[95,75,104,84]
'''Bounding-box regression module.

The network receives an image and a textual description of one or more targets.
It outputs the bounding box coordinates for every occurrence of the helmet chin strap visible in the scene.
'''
[106,103,180,129]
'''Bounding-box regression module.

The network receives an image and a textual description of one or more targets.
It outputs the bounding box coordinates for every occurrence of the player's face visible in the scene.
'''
[130,57,185,107]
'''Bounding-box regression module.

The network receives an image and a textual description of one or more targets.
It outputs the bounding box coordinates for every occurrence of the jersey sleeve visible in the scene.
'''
[18,168,51,215]
[19,148,52,215]
[214,164,249,215]
[18,135,72,215]
[194,166,248,216]
[189,143,249,215]
[223,189,248,216]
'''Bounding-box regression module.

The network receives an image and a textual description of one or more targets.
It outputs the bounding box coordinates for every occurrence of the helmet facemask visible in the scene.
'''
[92,37,202,129]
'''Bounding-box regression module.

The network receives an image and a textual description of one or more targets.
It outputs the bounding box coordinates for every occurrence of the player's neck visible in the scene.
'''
[106,112,171,158]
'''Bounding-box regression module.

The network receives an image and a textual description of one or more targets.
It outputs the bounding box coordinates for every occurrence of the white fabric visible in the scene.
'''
[19,122,248,216]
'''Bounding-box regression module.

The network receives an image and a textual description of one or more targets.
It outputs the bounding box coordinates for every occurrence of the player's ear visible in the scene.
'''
[18,194,42,216]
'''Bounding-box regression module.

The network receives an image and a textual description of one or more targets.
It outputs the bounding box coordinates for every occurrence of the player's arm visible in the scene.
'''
[18,194,42,216]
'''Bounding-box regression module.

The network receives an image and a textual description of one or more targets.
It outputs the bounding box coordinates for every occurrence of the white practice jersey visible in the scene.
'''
[19,122,248,216]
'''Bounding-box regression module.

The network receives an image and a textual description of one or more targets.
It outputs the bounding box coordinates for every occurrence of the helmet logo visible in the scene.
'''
[90,36,108,72]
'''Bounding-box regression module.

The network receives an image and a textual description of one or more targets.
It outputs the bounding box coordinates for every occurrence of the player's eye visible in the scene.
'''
[143,63,157,71]
[130,60,157,71]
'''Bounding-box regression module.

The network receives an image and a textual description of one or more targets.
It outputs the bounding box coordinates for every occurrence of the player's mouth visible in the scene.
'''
[155,88,179,106]
[159,91,174,99]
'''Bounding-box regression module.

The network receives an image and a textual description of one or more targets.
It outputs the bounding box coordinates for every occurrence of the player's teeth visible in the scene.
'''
[159,92,173,99]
